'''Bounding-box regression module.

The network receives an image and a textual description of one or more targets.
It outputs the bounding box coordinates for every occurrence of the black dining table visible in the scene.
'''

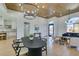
[21,37,46,56]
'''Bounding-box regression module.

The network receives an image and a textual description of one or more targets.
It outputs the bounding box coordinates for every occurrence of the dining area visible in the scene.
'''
[1,3,79,56]
[12,33,47,56]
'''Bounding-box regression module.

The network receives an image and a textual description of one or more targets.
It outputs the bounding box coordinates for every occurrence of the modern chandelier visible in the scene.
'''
[18,3,55,19]
[19,3,38,20]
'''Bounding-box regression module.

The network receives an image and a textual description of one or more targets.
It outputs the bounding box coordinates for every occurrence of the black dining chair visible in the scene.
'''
[12,39,28,56]
[41,38,47,55]
[34,33,41,39]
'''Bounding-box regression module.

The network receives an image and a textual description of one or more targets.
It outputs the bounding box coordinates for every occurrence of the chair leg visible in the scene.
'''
[12,45,21,56]
[16,48,21,56]
[46,46,47,55]
[46,50,47,55]
[66,39,70,47]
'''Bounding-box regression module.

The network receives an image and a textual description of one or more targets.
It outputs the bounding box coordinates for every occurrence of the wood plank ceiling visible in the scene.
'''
[5,3,79,18]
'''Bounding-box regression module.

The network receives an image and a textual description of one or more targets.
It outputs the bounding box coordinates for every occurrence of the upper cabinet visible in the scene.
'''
[0,16,16,32]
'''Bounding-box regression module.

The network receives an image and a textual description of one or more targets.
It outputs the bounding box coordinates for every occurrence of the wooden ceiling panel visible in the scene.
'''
[38,9,49,17]
[5,3,21,11]
[5,3,79,18]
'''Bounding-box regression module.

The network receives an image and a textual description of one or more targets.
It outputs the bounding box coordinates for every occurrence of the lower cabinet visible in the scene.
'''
[0,33,6,40]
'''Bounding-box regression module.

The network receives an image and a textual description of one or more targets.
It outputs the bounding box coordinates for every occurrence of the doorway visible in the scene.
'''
[24,22,30,37]
[48,24,54,37]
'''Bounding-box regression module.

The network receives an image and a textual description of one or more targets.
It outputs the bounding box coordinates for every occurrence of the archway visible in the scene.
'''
[66,17,79,33]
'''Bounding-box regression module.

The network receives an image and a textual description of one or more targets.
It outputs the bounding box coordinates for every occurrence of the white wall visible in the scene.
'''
[0,16,4,25]
[48,12,79,37]
[7,11,48,39]
[1,8,48,39]
[16,15,48,39]
[24,17,48,37]
[16,16,24,39]
[0,16,4,31]
[1,3,79,39]
[4,10,79,39]
[0,3,7,16]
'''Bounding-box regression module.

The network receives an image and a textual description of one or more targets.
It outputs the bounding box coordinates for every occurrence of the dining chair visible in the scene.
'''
[12,39,28,56]
[34,33,41,39]
[54,36,61,43]
[59,37,69,45]
[54,36,65,45]
[41,38,47,55]
[61,37,70,46]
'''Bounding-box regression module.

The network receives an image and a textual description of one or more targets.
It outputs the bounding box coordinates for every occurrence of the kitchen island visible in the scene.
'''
[62,32,79,48]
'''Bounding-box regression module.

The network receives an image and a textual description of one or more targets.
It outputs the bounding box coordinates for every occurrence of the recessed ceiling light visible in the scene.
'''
[42,5,45,8]
[19,4,22,6]
[27,11,30,13]
[37,6,39,8]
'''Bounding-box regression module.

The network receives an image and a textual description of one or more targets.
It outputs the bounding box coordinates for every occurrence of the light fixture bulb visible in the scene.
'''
[31,11,34,14]
[27,11,30,13]
[19,4,22,6]
[37,6,39,8]
[42,5,45,8]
